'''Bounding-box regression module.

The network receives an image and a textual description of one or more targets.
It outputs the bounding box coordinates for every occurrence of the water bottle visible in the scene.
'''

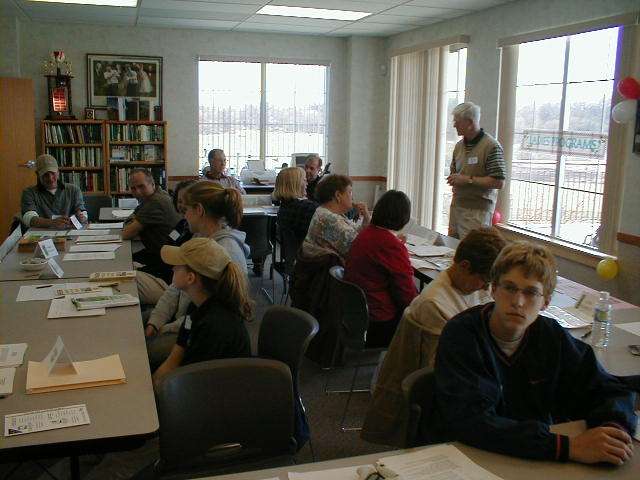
[591,291,612,349]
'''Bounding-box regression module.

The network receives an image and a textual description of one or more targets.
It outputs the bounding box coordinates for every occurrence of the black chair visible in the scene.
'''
[258,305,319,459]
[145,357,296,479]
[326,265,380,432]
[401,367,436,448]
[271,225,302,304]
[83,194,113,222]
[239,214,272,277]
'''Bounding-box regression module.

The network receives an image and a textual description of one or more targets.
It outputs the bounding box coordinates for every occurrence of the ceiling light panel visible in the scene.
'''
[256,5,371,21]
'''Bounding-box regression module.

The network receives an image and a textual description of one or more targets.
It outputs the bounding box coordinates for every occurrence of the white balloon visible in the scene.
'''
[611,99,637,124]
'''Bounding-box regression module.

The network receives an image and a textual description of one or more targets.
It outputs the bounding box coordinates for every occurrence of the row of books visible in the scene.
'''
[110,167,166,192]
[109,124,163,142]
[110,145,162,162]
[44,123,102,144]
[46,147,103,167]
[61,172,104,192]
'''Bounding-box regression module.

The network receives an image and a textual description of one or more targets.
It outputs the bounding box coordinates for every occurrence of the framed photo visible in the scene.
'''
[86,54,162,117]
[84,108,95,120]
[93,107,111,120]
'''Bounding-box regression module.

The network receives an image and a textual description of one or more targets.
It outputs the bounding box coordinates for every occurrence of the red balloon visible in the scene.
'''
[492,210,502,225]
[618,77,640,100]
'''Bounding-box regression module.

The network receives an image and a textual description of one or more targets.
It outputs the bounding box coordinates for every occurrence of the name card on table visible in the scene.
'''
[47,258,64,279]
[42,336,77,376]
[37,239,59,259]
[69,215,83,230]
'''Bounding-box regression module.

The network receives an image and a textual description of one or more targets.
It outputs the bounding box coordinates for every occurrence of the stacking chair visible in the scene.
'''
[258,305,319,458]
[148,357,296,479]
[239,214,272,277]
[401,367,436,448]
[326,265,381,432]
[83,194,113,222]
[271,226,302,304]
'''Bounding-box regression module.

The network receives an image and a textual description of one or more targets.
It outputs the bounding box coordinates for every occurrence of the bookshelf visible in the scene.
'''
[106,121,168,195]
[41,120,168,197]
[42,120,106,195]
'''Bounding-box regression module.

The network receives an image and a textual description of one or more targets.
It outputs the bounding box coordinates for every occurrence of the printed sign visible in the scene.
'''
[521,130,607,159]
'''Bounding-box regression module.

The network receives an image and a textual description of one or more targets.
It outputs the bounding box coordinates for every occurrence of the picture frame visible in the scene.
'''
[84,108,95,120]
[93,107,111,120]
[86,54,162,119]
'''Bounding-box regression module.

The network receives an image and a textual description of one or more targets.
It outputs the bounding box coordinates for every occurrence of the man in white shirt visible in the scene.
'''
[204,149,246,194]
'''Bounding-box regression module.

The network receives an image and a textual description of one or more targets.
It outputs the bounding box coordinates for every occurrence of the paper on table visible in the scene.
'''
[376,444,503,480]
[615,322,640,337]
[75,234,121,243]
[25,230,68,237]
[17,283,111,302]
[407,245,454,257]
[69,243,121,253]
[406,232,439,247]
[111,209,134,218]
[63,252,116,261]
[289,465,365,480]
[541,305,591,329]
[47,296,105,319]
[4,404,90,436]
[0,344,28,367]
[0,367,16,397]
[89,222,123,229]
[410,258,437,270]
[26,354,126,394]
[243,207,265,214]
[66,230,109,236]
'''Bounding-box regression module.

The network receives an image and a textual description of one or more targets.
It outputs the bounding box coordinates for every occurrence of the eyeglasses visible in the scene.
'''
[498,282,544,300]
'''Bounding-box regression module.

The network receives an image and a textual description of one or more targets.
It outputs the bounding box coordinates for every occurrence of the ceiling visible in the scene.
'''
[3,0,512,36]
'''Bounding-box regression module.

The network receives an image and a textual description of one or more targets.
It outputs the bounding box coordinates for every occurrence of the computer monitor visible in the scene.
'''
[292,153,317,167]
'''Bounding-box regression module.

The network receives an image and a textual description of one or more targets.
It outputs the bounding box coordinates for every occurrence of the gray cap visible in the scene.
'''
[36,154,59,178]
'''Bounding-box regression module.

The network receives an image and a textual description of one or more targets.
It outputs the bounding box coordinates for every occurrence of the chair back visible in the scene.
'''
[401,367,436,447]
[279,226,302,276]
[258,306,319,383]
[157,357,295,472]
[0,224,22,262]
[84,194,113,222]
[328,266,369,351]
[239,215,271,259]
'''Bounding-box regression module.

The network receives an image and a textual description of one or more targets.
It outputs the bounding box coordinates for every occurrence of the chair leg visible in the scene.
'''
[324,346,370,395]
[340,364,362,432]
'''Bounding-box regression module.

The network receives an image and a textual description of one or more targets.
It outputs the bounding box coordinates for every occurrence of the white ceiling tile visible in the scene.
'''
[234,22,329,34]
[160,0,267,4]
[20,2,137,17]
[244,14,348,28]
[29,14,136,26]
[384,5,469,18]
[139,0,260,14]
[406,0,509,9]
[359,13,440,25]
[332,22,411,36]
[138,16,239,29]
[271,0,399,15]
[140,8,249,21]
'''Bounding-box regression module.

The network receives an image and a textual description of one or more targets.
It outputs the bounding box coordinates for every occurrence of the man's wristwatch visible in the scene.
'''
[467,176,474,185]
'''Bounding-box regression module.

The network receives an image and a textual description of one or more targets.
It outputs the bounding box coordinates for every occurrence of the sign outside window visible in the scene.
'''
[521,129,607,159]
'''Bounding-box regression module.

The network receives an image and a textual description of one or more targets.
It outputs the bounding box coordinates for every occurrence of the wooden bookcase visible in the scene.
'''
[41,120,168,197]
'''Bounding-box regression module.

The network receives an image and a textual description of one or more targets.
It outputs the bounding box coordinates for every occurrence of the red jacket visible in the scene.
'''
[345,225,417,323]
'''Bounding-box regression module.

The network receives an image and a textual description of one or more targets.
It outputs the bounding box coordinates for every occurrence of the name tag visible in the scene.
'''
[51,215,62,220]
[169,230,180,241]
[467,156,479,165]
[184,315,192,330]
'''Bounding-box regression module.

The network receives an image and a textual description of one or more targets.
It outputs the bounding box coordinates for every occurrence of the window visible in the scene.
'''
[504,27,619,250]
[198,60,328,173]
[437,47,467,234]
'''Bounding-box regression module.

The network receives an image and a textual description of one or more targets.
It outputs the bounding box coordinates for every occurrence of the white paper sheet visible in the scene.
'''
[0,344,28,367]
[541,305,591,329]
[75,234,121,243]
[376,444,503,480]
[47,296,105,319]
[89,222,123,229]
[410,258,437,270]
[4,404,90,436]
[407,245,454,257]
[62,252,116,261]
[111,209,134,218]
[289,465,365,480]
[615,322,640,337]
[406,232,438,247]
[17,283,111,302]
[243,207,266,215]
[0,367,16,397]
[69,244,121,253]
[66,230,109,236]
[25,230,68,237]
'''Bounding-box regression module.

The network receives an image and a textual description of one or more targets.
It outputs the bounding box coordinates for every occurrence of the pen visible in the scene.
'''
[35,284,53,289]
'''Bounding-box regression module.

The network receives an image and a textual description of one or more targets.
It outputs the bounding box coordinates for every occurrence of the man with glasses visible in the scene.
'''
[429,241,636,466]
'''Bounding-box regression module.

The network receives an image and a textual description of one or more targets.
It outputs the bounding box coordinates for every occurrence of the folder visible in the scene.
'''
[26,354,126,394]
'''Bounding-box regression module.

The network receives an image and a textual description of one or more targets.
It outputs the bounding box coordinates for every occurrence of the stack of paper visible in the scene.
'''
[26,355,126,394]
[63,252,116,261]
[69,244,121,253]
[75,234,121,244]
[47,296,106,319]
[0,344,28,367]
[89,222,123,229]
[111,209,134,218]
[407,245,454,257]
[17,282,112,302]
[66,230,109,237]
[71,294,139,310]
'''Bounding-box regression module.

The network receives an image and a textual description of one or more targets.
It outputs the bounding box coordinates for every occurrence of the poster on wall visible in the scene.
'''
[86,54,162,120]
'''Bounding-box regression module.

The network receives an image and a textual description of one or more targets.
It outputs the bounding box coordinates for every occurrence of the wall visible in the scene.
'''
[0,16,21,77]
[387,0,640,304]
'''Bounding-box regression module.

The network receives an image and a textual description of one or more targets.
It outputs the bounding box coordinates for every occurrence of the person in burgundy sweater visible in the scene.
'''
[345,190,417,348]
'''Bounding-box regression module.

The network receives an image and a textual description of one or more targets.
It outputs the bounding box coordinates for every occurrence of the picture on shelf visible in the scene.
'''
[87,53,162,116]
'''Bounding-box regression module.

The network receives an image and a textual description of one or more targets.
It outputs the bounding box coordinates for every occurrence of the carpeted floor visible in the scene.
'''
[1,262,390,480]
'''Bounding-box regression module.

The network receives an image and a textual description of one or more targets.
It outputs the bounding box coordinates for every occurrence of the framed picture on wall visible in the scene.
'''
[86,54,162,118]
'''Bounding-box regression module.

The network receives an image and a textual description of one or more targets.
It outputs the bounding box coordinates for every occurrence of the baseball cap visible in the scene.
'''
[161,237,231,280]
[36,154,59,178]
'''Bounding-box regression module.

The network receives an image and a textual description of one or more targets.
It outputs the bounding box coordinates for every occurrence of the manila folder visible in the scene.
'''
[26,354,126,394]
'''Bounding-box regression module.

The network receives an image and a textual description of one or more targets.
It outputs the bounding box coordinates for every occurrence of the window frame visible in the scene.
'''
[196,56,330,172]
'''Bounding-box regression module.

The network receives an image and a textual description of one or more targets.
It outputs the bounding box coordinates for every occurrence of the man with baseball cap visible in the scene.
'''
[21,154,87,229]
[152,237,251,386]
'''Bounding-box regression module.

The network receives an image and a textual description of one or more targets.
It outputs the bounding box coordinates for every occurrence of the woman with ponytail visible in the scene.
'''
[153,237,252,387]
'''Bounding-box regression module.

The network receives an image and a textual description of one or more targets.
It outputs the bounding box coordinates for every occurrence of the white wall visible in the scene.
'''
[387,0,640,304]
[0,16,21,77]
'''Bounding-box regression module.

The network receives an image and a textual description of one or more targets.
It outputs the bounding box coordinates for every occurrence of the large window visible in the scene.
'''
[198,60,328,173]
[505,27,619,249]
[437,47,467,234]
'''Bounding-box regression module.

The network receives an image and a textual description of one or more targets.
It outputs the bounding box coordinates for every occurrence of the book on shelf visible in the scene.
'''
[61,172,104,193]
[110,147,127,162]
[111,166,166,192]
[125,99,139,121]
[43,123,102,144]
[109,123,164,142]
[46,146,103,168]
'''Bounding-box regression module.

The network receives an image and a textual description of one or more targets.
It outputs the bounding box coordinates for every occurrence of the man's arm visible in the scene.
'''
[122,218,144,240]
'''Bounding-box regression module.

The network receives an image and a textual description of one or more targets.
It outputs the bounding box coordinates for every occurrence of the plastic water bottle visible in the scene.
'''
[591,291,612,350]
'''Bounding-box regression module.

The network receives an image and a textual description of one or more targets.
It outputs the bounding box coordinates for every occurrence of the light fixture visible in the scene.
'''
[256,5,370,21]
[28,0,138,7]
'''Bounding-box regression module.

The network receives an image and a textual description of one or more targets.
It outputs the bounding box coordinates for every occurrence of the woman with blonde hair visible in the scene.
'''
[273,166,318,243]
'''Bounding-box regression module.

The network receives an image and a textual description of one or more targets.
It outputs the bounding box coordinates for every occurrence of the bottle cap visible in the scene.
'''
[599,291,610,300]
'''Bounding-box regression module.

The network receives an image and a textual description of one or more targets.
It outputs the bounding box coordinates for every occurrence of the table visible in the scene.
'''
[0,233,133,282]
[242,184,275,195]
[0,279,158,473]
[202,422,637,480]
